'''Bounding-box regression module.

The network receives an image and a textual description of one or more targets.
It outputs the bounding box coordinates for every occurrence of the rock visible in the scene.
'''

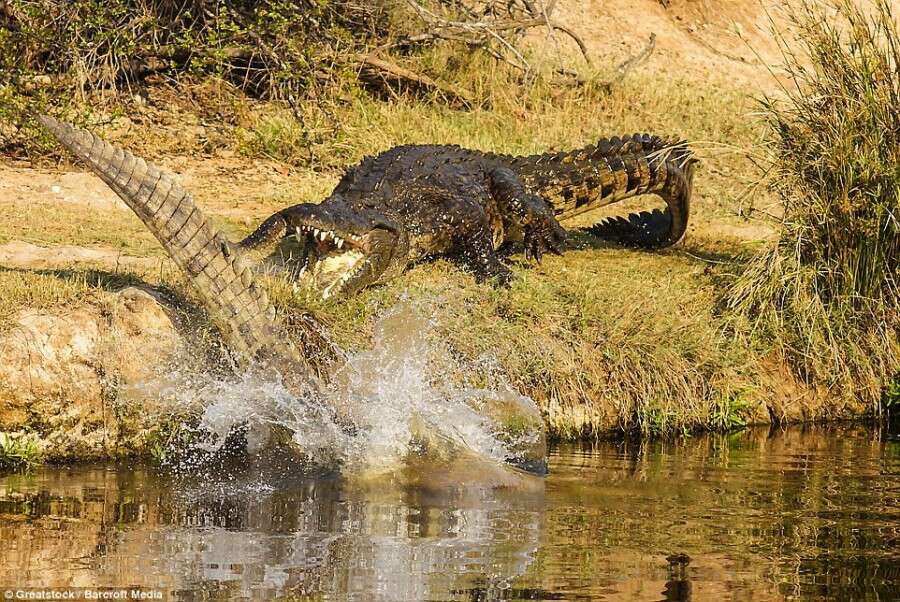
[0,287,185,459]
[108,287,182,384]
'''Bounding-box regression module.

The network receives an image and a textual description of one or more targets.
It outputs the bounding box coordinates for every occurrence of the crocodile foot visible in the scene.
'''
[523,207,567,263]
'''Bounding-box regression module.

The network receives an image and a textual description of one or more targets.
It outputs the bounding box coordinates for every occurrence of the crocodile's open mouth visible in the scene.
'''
[290,225,369,300]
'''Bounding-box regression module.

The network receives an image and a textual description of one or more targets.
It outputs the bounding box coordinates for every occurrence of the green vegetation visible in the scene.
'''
[728,0,900,415]
[0,432,42,471]
[0,0,381,117]
[146,420,203,466]
[884,376,900,413]
[0,1,581,159]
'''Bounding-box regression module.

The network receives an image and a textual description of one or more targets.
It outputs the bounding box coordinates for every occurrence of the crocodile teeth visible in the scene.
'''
[335,238,344,249]
[319,231,328,241]
[313,228,320,237]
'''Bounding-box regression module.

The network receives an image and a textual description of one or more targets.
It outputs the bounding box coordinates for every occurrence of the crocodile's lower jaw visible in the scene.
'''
[299,249,366,300]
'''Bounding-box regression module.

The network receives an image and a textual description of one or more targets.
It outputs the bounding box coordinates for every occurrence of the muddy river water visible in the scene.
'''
[1,423,897,601]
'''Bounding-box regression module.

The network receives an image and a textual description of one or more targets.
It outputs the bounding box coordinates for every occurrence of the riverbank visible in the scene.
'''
[1,0,896,463]
[0,81,867,462]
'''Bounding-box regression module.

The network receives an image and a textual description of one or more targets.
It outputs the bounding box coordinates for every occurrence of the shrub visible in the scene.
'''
[0,431,42,472]
[0,1,387,98]
[728,0,900,411]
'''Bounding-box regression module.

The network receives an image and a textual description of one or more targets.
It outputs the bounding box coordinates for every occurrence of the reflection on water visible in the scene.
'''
[1,423,898,601]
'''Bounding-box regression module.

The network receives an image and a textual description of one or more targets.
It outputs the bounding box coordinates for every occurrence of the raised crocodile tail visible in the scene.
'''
[504,134,697,247]
[38,116,319,395]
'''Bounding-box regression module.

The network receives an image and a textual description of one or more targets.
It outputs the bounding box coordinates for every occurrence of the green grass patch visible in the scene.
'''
[884,376,900,414]
[0,432,42,472]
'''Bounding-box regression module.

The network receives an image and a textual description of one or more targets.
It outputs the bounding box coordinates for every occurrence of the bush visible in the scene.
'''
[0,1,395,156]
[1,1,387,97]
[729,0,900,412]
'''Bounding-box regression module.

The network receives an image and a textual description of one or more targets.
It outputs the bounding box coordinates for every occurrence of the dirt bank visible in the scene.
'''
[0,287,187,459]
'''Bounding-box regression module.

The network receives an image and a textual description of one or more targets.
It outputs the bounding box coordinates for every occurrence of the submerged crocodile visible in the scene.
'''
[239,136,697,299]
[37,116,549,474]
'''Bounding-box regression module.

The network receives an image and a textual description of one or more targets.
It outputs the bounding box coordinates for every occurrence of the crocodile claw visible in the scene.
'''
[523,212,567,264]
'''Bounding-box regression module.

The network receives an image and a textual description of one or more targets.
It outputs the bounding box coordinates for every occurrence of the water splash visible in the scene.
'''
[138,301,546,475]
[328,302,545,474]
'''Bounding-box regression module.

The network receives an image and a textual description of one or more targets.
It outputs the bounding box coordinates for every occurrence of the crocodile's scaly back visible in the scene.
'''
[502,133,696,247]
[38,116,319,396]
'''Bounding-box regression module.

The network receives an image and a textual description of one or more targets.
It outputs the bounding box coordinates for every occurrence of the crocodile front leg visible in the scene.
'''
[488,167,567,262]
[447,202,512,286]
[457,224,513,286]
[394,182,514,287]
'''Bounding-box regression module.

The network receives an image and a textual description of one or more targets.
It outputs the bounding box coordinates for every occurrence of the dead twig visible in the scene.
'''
[400,0,592,71]
[353,53,473,106]
[599,33,657,91]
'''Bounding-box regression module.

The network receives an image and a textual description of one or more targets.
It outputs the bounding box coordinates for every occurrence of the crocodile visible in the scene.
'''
[37,116,549,474]
[238,136,697,299]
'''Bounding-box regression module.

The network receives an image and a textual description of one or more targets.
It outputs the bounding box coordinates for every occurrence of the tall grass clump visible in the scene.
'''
[729,0,899,412]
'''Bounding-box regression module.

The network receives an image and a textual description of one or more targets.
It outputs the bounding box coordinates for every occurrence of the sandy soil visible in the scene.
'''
[539,0,789,91]
[0,240,162,270]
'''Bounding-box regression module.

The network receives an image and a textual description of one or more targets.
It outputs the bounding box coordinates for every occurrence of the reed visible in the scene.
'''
[728,0,900,412]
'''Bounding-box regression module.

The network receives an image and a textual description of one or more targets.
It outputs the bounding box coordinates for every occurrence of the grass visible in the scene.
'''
[0,432,42,472]
[0,269,111,328]
[728,0,900,415]
[884,376,900,414]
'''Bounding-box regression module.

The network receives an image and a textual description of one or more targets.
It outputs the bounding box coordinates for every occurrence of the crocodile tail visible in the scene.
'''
[504,134,696,247]
[588,149,697,248]
[504,133,687,196]
[38,116,319,395]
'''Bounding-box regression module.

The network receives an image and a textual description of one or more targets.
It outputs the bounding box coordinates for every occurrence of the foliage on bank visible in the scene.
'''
[728,0,900,413]
[0,432,42,472]
[0,1,583,157]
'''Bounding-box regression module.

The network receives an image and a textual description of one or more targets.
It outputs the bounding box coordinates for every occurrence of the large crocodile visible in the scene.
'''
[239,136,697,299]
[37,116,549,474]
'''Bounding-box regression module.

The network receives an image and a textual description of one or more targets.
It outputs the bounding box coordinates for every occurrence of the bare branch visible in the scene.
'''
[400,0,591,70]
[603,33,657,89]
[353,53,474,106]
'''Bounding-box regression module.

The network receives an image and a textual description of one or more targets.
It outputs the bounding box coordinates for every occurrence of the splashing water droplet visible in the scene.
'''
[131,301,546,476]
